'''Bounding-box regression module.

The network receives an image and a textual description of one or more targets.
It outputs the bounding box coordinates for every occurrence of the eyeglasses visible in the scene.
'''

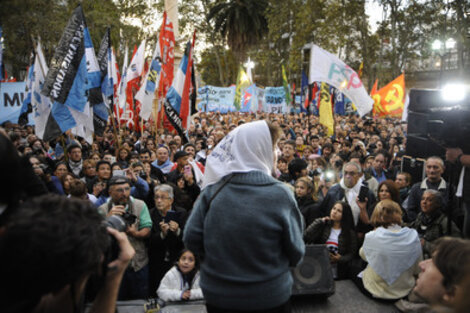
[344,171,358,176]
[155,196,171,200]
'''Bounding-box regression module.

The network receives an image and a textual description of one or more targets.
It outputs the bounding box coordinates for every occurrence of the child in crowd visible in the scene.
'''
[157,249,204,302]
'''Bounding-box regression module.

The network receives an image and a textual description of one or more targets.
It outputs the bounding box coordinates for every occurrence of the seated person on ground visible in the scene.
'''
[407,189,461,259]
[304,201,357,280]
[357,200,422,300]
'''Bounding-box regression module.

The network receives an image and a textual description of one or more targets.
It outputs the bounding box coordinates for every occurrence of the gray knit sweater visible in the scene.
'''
[183,171,305,310]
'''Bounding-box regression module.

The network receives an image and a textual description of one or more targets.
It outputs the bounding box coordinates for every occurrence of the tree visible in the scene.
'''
[207,0,269,62]
[0,0,147,79]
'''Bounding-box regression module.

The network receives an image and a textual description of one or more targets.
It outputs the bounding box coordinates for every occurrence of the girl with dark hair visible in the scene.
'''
[116,147,130,169]
[304,201,357,279]
[157,249,203,302]
[294,177,319,226]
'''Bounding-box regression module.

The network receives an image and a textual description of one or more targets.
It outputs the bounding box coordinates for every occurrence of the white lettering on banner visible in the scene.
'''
[50,25,84,99]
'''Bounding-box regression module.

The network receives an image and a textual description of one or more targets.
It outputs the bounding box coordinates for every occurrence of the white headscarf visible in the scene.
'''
[202,120,274,189]
[339,176,364,225]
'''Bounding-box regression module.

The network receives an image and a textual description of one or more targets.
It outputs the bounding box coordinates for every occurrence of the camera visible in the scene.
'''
[103,212,137,261]
[354,145,361,151]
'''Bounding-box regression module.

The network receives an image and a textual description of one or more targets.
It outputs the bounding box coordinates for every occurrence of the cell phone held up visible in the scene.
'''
[358,184,369,203]
[184,165,192,176]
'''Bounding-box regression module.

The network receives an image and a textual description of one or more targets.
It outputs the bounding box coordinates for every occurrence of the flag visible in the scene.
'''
[240,84,255,113]
[332,87,345,115]
[164,31,196,142]
[309,44,373,116]
[300,71,309,113]
[319,82,334,136]
[118,46,129,109]
[41,6,94,142]
[233,66,251,111]
[282,65,292,106]
[156,12,176,128]
[370,79,378,95]
[31,41,51,139]
[97,28,116,112]
[110,47,121,120]
[136,37,162,120]
[18,64,34,125]
[358,61,364,78]
[158,11,175,99]
[372,73,405,118]
[125,41,146,130]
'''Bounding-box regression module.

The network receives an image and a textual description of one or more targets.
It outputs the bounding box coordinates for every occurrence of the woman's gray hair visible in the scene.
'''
[423,189,443,210]
[154,184,174,199]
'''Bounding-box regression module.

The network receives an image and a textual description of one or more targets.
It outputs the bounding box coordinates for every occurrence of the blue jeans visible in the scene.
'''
[118,264,149,300]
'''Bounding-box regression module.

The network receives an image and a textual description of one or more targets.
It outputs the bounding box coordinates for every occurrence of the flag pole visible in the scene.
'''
[60,135,69,163]
[107,107,121,151]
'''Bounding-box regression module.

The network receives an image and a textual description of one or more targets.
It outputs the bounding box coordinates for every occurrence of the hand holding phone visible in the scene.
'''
[358,184,369,203]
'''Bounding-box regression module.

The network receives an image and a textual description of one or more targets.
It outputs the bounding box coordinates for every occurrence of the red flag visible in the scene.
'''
[157,12,176,129]
[180,31,196,129]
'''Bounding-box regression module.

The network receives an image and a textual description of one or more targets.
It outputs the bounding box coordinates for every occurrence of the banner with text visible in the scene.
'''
[0,82,33,124]
[265,87,287,113]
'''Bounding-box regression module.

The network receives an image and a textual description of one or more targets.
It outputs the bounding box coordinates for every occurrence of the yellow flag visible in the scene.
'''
[319,82,334,136]
[234,66,251,111]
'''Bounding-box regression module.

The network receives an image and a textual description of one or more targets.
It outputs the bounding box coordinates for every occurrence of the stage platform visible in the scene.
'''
[106,280,401,313]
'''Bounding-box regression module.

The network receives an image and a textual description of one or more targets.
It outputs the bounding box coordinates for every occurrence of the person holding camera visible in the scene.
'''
[0,195,135,313]
[98,175,152,300]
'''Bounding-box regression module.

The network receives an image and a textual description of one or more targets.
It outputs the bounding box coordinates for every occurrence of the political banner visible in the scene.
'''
[255,87,265,113]
[265,87,287,113]
[309,44,373,116]
[0,82,29,124]
[198,85,235,113]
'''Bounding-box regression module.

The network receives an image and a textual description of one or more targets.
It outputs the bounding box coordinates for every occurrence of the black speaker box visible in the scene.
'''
[405,135,446,159]
[291,244,335,297]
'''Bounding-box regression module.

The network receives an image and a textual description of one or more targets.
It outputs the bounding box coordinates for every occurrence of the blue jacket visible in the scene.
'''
[183,171,305,310]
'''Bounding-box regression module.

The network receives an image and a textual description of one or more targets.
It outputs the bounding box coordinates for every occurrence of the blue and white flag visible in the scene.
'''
[32,41,51,139]
[41,5,95,142]
[137,38,162,120]
[164,32,195,143]
[118,47,129,109]
[18,63,34,125]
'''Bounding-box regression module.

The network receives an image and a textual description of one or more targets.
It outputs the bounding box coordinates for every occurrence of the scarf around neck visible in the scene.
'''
[339,176,364,225]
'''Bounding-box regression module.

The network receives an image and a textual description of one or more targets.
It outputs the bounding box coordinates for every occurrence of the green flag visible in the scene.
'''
[282,65,292,106]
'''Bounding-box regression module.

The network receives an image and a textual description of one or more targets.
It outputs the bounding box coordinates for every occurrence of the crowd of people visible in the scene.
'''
[0,110,470,313]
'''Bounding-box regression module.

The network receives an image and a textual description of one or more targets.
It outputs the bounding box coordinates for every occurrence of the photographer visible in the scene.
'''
[98,176,152,300]
[0,195,135,313]
[446,148,470,238]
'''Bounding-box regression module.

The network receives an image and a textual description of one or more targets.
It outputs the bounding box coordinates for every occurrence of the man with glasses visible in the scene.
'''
[98,175,152,300]
[317,162,376,232]
[148,184,186,296]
